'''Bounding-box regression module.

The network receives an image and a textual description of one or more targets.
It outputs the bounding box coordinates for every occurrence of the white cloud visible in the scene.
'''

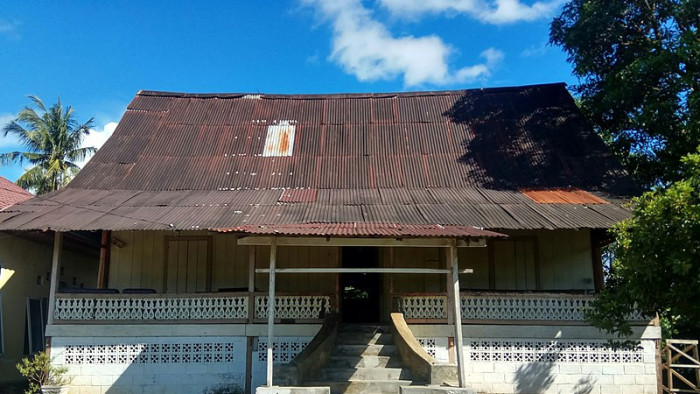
[378,0,564,24]
[76,121,118,167]
[0,19,20,39]
[521,41,549,57]
[304,0,503,87]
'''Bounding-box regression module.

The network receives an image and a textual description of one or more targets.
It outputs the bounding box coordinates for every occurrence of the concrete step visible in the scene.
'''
[317,367,412,381]
[336,332,393,345]
[304,379,414,394]
[326,355,402,368]
[337,324,389,334]
[334,344,397,356]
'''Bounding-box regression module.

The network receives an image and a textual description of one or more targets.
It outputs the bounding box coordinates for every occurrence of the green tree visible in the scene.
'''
[1,96,95,195]
[585,148,700,338]
[550,0,699,189]
[551,0,700,338]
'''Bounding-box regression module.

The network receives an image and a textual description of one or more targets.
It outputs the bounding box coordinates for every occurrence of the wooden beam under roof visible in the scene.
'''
[237,236,486,248]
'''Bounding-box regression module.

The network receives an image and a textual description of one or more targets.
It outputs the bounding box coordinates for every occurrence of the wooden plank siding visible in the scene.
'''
[108,231,338,294]
[108,229,595,294]
[391,229,595,293]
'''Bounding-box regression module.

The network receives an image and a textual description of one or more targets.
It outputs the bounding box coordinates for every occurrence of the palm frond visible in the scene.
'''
[28,95,47,112]
[16,165,51,195]
[0,151,47,166]
[2,96,95,193]
[66,146,97,162]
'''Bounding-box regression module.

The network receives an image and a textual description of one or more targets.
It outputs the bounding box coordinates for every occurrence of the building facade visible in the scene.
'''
[0,84,659,393]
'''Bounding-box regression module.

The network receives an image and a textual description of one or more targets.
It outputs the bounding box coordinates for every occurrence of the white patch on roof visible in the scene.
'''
[263,120,296,157]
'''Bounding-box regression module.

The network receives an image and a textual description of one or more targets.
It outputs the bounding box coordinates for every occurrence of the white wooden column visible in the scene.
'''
[46,231,63,325]
[266,237,277,387]
[449,240,467,387]
[445,248,455,325]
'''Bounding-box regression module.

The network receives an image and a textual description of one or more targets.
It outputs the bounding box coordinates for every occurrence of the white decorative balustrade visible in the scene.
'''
[398,293,645,322]
[461,294,595,321]
[54,293,249,321]
[398,295,447,319]
[255,295,332,320]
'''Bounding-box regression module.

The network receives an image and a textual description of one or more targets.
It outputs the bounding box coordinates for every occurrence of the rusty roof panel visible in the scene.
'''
[588,204,634,222]
[219,223,505,238]
[127,95,173,112]
[499,204,557,229]
[371,97,396,123]
[0,188,632,231]
[0,84,638,232]
[521,188,609,204]
[279,189,318,203]
[262,121,296,157]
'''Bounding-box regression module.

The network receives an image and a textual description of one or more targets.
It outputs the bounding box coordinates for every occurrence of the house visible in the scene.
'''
[0,83,659,394]
[0,177,98,382]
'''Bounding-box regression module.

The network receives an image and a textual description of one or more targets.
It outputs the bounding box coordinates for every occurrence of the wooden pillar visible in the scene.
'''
[248,245,256,292]
[266,238,277,387]
[246,244,256,393]
[96,230,111,289]
[449,240,467,388]
[47,232,63,326]
[445,248,454,325]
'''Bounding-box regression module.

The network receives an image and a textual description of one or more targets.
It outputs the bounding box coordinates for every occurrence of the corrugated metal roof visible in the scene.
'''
[0,83,636,234]
[521,188,609,204]
[216,223,505,238]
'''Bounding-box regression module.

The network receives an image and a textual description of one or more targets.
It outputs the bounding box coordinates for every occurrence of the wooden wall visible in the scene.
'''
[392,229,595,293]
[109,231,338,294]
[109,229,595,294]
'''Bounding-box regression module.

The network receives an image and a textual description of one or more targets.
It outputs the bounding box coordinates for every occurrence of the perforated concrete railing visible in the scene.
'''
[54,293,249,321]
[398,293,645,321]
[254,295,332,320]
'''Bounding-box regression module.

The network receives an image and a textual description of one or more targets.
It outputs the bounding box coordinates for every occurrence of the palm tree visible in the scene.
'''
[1,96,96,195]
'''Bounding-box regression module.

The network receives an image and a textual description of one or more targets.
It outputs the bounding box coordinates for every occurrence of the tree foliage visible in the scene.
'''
[16,351,71,394]
[551,0,700,338]
[586,148,700,338]
[551,0,699,189]
[1,96,95,195]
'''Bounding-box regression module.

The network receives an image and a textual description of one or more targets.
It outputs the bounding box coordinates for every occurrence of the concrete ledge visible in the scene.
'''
[400,386,476,394]
[256,387,330,394]
[391,313,457,385]
[274,314,338,386]
[408,324,661,340]
[46,324,322,337]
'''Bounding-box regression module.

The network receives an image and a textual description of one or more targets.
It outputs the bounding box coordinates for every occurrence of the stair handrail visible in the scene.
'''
[390,312,458,386]
[274,312,339,386]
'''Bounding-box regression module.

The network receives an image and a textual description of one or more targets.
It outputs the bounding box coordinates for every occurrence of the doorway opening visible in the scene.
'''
[340,247,381,323]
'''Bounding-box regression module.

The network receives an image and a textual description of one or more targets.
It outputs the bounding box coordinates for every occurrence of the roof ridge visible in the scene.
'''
[136,82,568,99]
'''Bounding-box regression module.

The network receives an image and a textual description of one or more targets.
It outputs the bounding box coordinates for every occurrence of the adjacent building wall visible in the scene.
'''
[0,232,98,382]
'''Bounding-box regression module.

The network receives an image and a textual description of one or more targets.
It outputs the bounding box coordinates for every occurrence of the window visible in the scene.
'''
[164,237,212,293]
[25,297,47,354]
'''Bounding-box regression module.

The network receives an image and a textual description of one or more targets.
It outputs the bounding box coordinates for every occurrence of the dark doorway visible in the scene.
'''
[340,247,381,323]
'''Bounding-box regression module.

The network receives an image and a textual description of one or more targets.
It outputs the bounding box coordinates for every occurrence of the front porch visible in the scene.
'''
[39,228,661,394]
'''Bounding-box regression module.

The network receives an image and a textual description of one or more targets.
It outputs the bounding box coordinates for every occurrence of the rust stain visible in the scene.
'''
[521,188,608,204]
[262,120,296,157]
[278,128,290,154]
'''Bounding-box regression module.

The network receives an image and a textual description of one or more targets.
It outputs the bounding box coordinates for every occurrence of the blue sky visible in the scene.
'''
[0,0,576,184]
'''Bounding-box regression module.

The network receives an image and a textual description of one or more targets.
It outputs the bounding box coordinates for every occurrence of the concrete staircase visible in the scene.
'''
[304,324,420,394]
